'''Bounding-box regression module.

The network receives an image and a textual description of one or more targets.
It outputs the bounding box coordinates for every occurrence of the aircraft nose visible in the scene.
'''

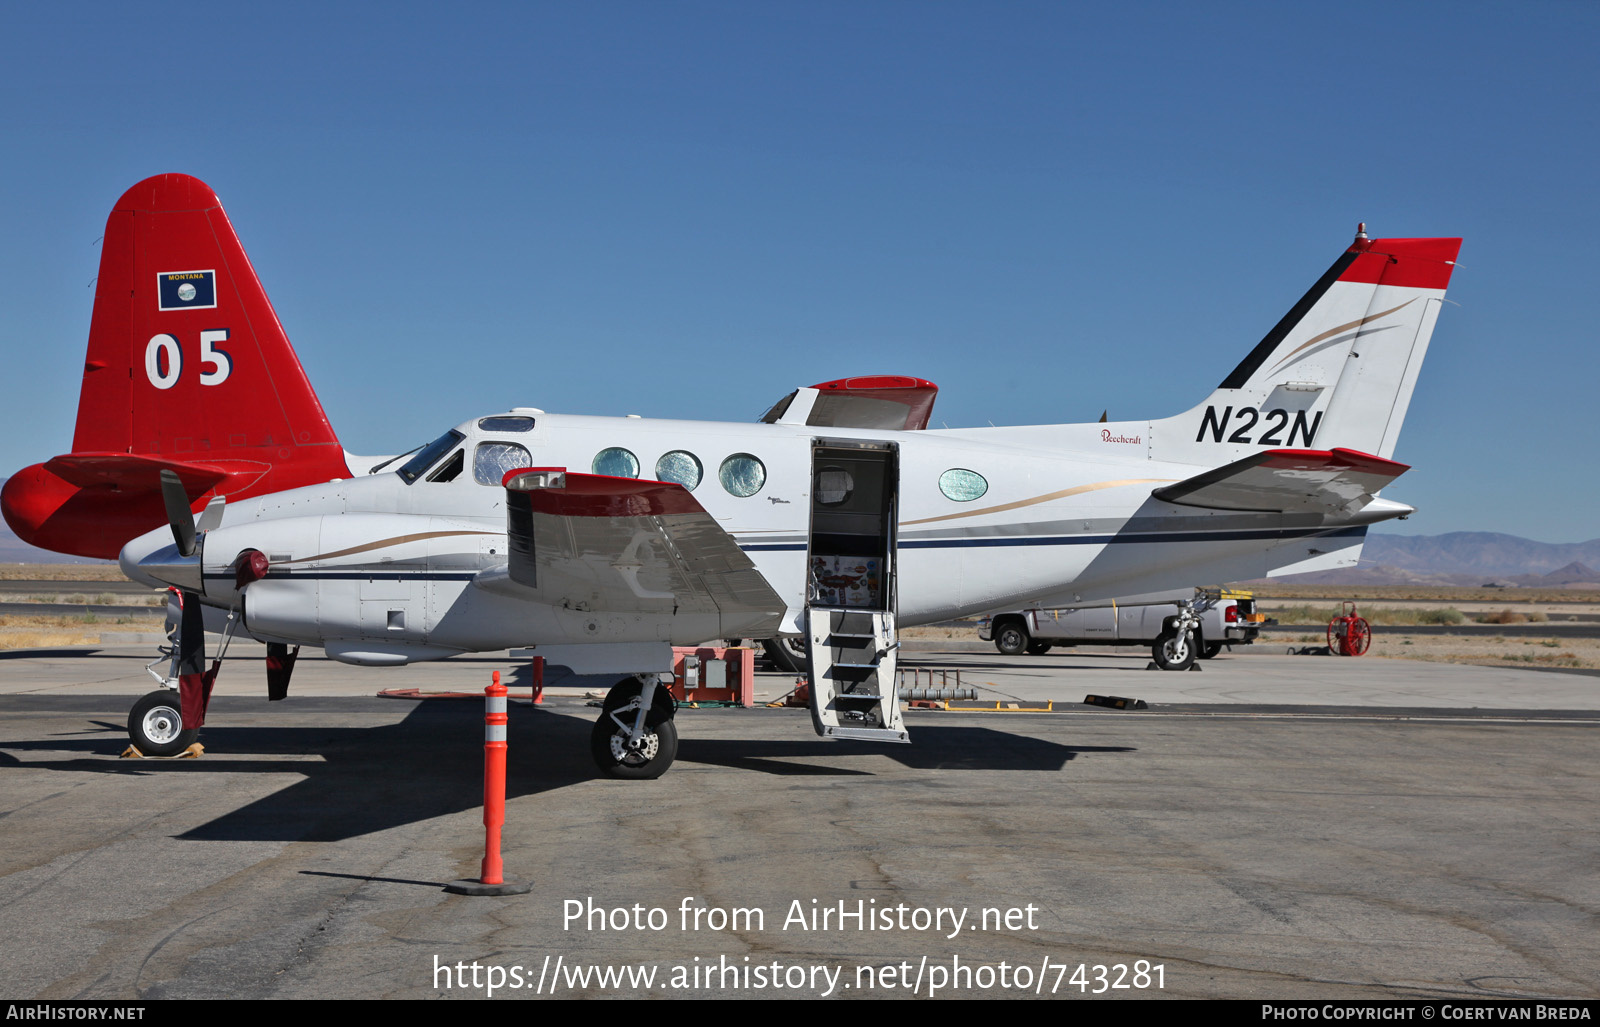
[120,530,204,594]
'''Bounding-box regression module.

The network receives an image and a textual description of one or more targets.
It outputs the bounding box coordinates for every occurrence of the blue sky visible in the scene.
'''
[2,1,1595,542]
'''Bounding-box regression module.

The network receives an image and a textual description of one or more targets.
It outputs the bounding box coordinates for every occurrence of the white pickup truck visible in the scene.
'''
[978,588,1265,670]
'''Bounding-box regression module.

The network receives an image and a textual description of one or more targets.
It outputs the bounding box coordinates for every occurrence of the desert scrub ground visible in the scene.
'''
[0,589,167,607]
[1259,604,1473,626]
[1332,630,1598,671]
[0,563,125,581]
[1247,583,1600,606]
[0,612,155,649]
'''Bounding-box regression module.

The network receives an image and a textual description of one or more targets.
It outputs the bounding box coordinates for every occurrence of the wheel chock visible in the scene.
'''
[120,742,205,759]
[942,700,1057,712]
[1083,694,1148,711]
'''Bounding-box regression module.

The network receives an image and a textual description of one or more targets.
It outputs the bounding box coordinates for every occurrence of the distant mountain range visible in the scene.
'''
[1267,532,1600,587]
[1,476,1596,585]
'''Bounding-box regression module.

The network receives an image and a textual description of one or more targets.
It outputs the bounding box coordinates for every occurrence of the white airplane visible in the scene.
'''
[22,175,1464,778]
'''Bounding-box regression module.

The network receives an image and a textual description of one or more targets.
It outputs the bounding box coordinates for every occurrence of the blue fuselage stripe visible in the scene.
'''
[742,526,1364,552]
[200,527,1364,578]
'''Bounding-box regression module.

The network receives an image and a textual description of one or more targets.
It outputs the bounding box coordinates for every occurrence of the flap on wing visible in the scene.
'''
[496,468,785,624]
[1153,448,1409,515]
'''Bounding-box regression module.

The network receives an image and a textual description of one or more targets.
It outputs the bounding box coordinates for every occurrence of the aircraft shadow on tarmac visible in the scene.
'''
[677,727,1130,775]
[0,701,1131,843]
[0,648,135,661]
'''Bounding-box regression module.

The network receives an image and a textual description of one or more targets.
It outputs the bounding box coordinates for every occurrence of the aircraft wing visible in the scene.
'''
[492,468,785,630]
[1152,448,1409,515]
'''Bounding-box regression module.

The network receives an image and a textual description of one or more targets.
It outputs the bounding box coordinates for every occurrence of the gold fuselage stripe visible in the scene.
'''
[281,530,497,565]
[901,478,1174,526]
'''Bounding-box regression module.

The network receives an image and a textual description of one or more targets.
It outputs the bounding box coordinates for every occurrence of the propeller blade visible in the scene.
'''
[196,495,226,534]
[159,469,197,557]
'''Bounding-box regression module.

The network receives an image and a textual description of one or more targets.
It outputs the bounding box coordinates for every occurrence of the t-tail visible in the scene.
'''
[2,174,351,559]
[1147,226,1461,466]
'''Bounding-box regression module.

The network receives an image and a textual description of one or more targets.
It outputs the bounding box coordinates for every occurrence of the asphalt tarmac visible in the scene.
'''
[1,643,1596,1000]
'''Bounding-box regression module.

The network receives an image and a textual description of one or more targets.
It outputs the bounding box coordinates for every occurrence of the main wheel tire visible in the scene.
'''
[590,678,679,779]
[761,637,806,674]
[1025,640,1052,655]
[1151,629,1197,671]
[128,689,197,757]
[1201,641,1224,659]
[994,622,1029,656]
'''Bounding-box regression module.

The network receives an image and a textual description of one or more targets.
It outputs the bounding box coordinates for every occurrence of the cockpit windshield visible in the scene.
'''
[759,391,797,424]
[397,429,465,484]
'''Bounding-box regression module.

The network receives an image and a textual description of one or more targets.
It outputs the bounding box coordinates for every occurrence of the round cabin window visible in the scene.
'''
[719,454,766,497]
[938,468,988,502]
[655,450,703,491]
[592,447,640,478]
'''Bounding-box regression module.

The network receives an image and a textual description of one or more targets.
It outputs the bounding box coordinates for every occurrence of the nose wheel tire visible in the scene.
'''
[1152,629,1196,671]
[590,677,679,779]
[128,689,197,757]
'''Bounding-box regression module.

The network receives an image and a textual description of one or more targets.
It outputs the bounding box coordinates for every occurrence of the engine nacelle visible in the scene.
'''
[197,512,495,653]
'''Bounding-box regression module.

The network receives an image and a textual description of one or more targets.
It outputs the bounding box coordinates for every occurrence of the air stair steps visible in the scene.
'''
[806,608,908,743]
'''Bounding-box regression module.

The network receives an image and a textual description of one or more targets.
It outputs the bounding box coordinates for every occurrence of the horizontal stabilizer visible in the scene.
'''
[1153,448,1409,516]
[496,469,785,630]
[42,452,251,496]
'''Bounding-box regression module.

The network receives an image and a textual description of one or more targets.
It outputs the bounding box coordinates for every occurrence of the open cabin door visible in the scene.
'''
[805,440,908,743]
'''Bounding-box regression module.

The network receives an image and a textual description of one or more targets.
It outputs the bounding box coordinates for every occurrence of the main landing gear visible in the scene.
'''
[590,675,679,779]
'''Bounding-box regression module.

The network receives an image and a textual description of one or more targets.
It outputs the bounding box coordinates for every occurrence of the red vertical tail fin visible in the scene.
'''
[76,173,348,481]
[3,175,350,559]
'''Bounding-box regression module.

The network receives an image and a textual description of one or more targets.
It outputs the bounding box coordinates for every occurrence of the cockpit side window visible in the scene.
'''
[397,430,466,484]
[426,449,464,483]
[474,442,532,485]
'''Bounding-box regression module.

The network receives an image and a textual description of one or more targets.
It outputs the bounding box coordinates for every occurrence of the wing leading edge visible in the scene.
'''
[1152,448,1409,516]
[492,468,785,633]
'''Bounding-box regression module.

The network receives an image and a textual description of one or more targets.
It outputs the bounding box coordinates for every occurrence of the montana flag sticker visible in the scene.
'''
[157,270,217,311]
